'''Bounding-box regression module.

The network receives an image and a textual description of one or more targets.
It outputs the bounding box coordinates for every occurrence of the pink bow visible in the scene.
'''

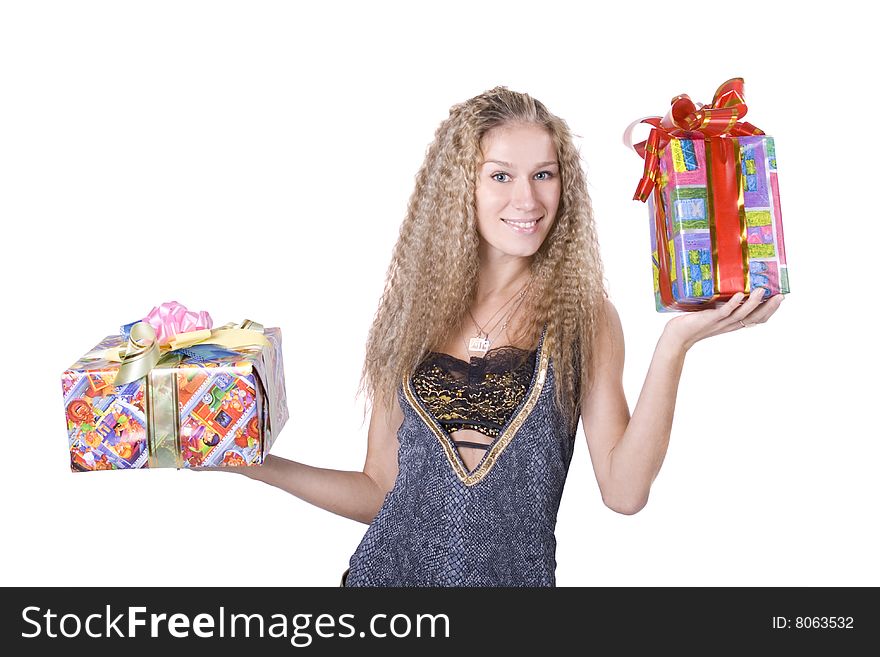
[143,301,213,345]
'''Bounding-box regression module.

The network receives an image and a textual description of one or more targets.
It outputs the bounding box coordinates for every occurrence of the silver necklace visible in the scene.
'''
[464,282,529,355]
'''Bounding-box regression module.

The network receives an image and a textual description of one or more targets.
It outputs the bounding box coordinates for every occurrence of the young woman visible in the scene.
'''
[218,86,783,586]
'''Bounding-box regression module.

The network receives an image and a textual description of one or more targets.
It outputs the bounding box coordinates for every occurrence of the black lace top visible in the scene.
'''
[411,345,538,445]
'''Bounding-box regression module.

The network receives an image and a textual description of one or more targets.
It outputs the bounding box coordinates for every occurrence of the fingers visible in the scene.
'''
[715,291,749,320]
[739,292,785,327]
[727,288,766,324]
[727,288,784,329]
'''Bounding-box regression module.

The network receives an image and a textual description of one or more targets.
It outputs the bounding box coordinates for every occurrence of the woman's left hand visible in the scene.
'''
[663,288,785,353]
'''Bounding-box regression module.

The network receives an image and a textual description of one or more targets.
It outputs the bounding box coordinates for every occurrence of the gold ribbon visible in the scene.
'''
[112,322,162,387]
[146,350,186,468]
[92,319,270,386]
[168,320,268,352]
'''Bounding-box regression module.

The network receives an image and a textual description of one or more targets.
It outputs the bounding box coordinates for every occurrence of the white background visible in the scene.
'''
[1,0,875,587]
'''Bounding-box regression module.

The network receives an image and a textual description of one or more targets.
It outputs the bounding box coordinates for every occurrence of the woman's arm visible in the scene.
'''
[209,389,403,525]
[580,291,784,514]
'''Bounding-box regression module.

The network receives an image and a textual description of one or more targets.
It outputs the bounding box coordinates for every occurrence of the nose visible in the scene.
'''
[511,177,539,211]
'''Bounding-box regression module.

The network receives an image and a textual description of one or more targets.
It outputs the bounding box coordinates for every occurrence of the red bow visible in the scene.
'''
[627,78,765,202]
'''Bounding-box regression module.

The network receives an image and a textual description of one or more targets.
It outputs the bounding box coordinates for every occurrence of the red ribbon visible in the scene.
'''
[629,78,764,202]
[628,78,766,310]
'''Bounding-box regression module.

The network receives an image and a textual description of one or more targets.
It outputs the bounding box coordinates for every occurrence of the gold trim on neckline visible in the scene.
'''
[403,331,552,486]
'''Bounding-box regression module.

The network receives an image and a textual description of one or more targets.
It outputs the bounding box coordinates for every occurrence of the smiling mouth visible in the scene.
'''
[501,216,542,228]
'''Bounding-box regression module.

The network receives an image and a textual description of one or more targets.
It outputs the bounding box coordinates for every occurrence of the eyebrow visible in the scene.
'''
[481,160,559,168]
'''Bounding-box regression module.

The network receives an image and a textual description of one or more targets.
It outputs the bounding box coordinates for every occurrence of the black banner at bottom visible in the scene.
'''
[1,586,874,654]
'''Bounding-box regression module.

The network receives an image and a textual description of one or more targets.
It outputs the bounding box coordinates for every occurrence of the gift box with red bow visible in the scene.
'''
[625,78,790,312]
[61,302,289,471]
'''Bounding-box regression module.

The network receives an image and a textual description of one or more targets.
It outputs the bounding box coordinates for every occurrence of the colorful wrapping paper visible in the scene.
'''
[61,318,288,472]
[647,135,789,311]
[627,78,790,312]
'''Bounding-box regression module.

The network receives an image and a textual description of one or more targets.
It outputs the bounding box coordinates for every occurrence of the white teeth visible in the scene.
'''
[503,218,539,228]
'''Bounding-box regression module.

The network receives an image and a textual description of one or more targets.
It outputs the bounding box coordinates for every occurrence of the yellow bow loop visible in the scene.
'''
[168,320,270,351]
[113,322,161,386]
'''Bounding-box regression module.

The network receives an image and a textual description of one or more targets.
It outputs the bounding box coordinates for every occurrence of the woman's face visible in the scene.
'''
[474,123,561,259]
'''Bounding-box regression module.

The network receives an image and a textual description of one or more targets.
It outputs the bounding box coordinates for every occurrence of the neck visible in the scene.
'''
[474,246,533,306]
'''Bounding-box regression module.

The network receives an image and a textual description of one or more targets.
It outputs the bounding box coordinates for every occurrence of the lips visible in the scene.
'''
[501,216,542,228]
[501,215,543,234]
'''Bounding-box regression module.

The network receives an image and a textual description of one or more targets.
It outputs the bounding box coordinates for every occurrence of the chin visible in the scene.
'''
[496,240,544,258]
[478,228,549,259]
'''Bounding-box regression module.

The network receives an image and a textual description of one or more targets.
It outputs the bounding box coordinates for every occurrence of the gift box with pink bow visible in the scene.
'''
[61,302,289,471]
[625,78,790,312]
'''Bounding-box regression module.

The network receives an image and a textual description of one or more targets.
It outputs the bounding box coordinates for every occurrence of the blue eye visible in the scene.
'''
[490,171,556,182]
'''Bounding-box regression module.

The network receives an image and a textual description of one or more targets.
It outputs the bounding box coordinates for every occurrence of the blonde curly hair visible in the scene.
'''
[356,85,607,435]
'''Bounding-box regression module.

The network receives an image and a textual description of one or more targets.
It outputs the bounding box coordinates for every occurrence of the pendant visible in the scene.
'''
[468,336,491,353]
